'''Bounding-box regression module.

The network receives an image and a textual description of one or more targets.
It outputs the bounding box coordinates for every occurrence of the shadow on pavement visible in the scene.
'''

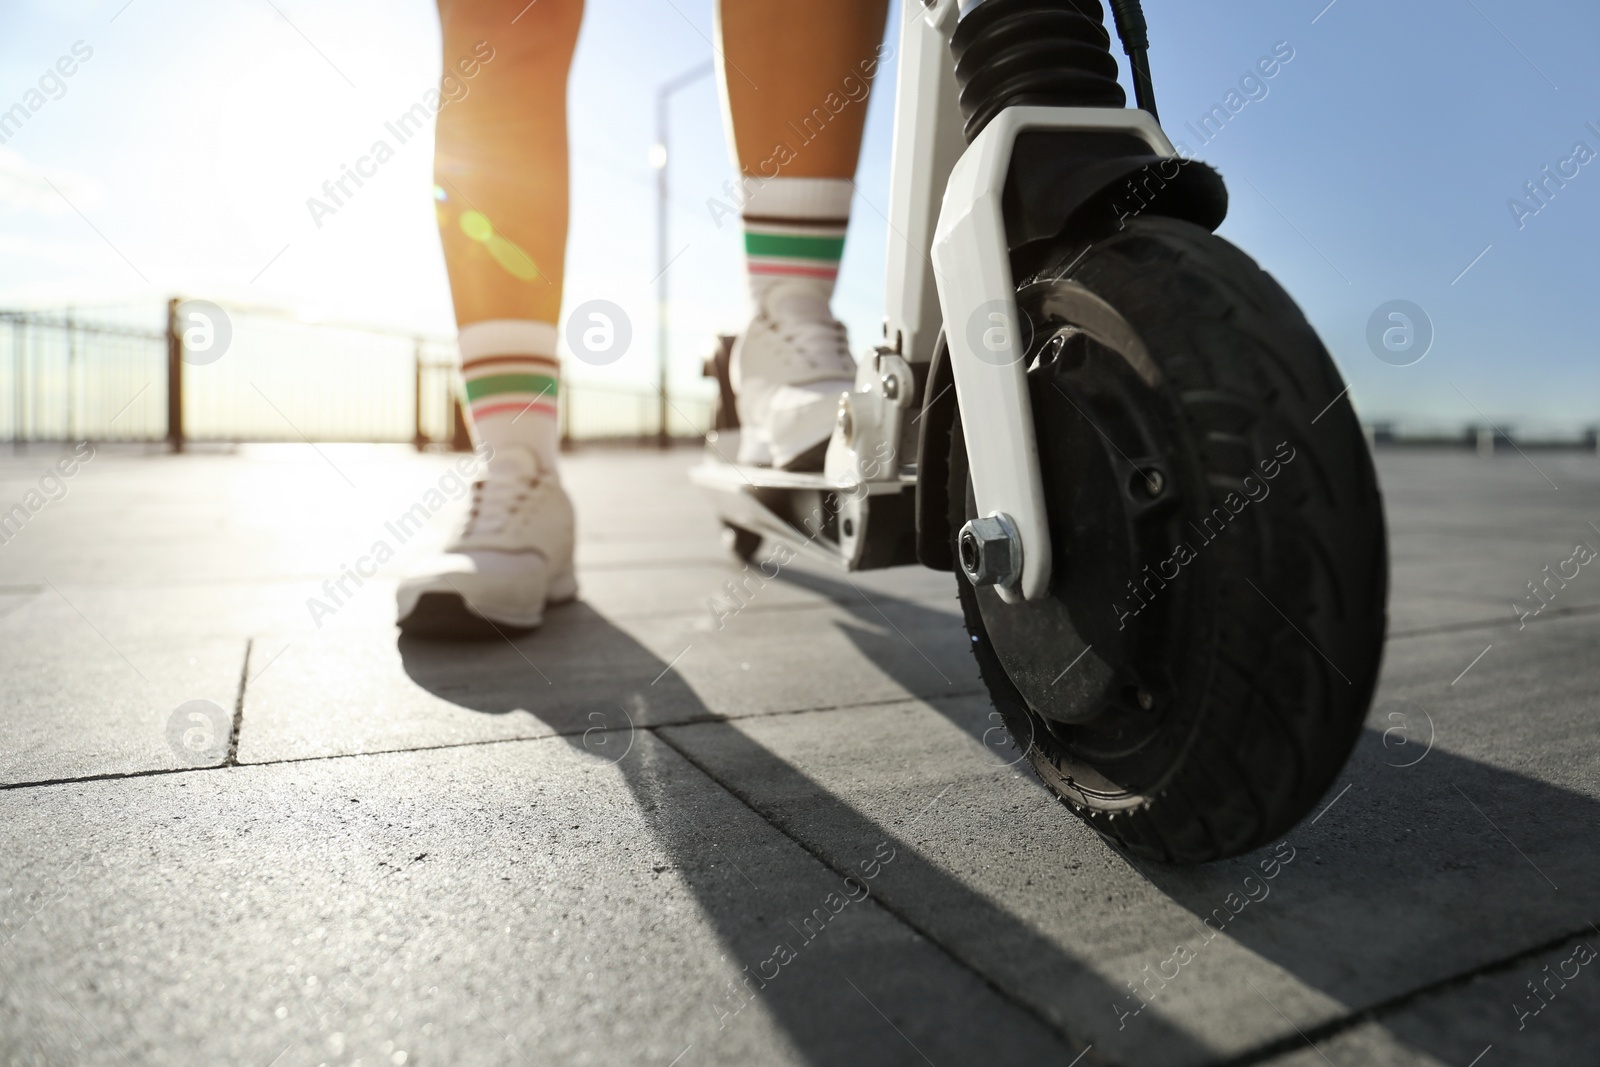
[772,565,1600,1067]
[393,557,1600,1065]
[397,597,1213,1066]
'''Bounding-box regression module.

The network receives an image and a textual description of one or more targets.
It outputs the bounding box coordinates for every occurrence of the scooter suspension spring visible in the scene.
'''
[950,0,1127,142]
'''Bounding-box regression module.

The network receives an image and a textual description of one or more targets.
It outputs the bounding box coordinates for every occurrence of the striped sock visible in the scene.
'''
[741,177,853,313]
[457,319,560,476]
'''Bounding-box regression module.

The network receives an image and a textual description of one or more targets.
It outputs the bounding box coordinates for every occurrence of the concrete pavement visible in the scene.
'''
[1,442,1596,1066]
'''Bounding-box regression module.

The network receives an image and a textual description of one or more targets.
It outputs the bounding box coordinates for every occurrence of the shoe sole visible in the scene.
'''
[397,585,578,641]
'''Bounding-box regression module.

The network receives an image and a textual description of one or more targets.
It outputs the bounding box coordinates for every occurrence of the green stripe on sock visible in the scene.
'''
[744,232,845,261]
[463,373,559,402]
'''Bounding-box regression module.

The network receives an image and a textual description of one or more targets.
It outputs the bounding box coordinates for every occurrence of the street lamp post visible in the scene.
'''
[652,59,714,449]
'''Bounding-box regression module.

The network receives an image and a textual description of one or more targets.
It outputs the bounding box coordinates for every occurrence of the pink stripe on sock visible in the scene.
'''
[748,263,840,279]
[472,399,558,421]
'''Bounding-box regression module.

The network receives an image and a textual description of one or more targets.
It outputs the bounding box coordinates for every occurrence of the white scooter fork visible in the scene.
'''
[910,0,1177,602]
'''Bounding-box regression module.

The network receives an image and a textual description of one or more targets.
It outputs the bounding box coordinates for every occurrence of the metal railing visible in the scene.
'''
[0,302,712,449]
[10,302,1591,455]
[0,308,166,442]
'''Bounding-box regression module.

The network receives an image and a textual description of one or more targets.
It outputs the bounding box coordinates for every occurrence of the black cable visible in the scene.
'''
[1106,0,1159,119]
[1127,49,1158,120]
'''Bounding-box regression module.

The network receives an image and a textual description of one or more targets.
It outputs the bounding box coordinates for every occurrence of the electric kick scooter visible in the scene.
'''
[691,0,1388,863]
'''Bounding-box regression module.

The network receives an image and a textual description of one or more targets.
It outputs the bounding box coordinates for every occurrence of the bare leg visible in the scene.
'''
[397,0,584,637]
[713,0,891,470]
[715,0,890,180]
[434,0,582,327]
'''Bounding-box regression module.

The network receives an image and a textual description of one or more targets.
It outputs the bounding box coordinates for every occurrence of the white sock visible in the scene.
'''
[457,319,561,478]
[741,177,853,317]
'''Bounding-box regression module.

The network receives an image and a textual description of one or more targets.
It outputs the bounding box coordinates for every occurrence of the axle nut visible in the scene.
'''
[957,514,1022,589]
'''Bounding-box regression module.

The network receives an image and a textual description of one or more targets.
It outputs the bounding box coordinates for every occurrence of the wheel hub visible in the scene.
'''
[969,281,1184,730]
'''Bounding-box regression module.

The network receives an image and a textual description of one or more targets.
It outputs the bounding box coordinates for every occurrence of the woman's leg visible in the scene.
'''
[714,0,891,468]
[717,0,888,307]
[716,0,889,181]
[434,0,583,472]
[398,0,584,637]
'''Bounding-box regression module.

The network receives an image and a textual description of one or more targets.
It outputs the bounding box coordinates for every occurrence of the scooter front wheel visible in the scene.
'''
[950,216,1387,864]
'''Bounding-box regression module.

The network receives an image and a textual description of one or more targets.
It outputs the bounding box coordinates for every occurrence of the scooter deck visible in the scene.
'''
[688,456,834,493]
[688,456,913,495]
[690,439,917,571]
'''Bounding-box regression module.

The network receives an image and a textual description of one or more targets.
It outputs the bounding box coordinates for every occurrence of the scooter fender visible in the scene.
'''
[927,106,1217,598]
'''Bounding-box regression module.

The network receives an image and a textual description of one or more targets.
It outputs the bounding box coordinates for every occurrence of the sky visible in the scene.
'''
[1,0,1598,432]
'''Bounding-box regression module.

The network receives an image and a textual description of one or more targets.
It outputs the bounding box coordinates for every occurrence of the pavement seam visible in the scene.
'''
[649,725,1109,1067]
[0,764,210,793]
[1209,919,1600,1066]
[1388,601,1600,641]
[224,638,252,767]
[0,689,986,793]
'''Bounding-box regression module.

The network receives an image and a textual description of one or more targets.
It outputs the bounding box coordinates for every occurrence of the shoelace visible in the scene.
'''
[776,318,852,374]
[460,476,539,538]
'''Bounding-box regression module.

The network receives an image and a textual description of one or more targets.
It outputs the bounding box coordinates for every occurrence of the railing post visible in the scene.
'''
[66,307,77,441]
[165,297,184,453]
[449,395,473,452]
[560,376,572,452]
[11,318,23,451]
[412,337,426,450]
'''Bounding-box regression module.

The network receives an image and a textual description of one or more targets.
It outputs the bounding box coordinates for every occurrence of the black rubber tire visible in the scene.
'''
[950,216,1387,864]
[722,523,763,563]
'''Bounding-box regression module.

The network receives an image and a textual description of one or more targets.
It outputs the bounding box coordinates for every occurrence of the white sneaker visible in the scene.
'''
[396,446,577,637]
[731,282,856,470]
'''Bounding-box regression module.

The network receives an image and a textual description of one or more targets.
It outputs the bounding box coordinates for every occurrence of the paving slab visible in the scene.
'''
[0,444,737,586]
[0,735,1070,1067]
[1256,934,1600,1067]
[237,577,978,764]
[0,443,972,782]
[0,444,477,587]
[1379,449,1600,636]
[660,591,1600,1066]
[5,441,1600,1066]
[0,585,245,786]
[237,599,698,762]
